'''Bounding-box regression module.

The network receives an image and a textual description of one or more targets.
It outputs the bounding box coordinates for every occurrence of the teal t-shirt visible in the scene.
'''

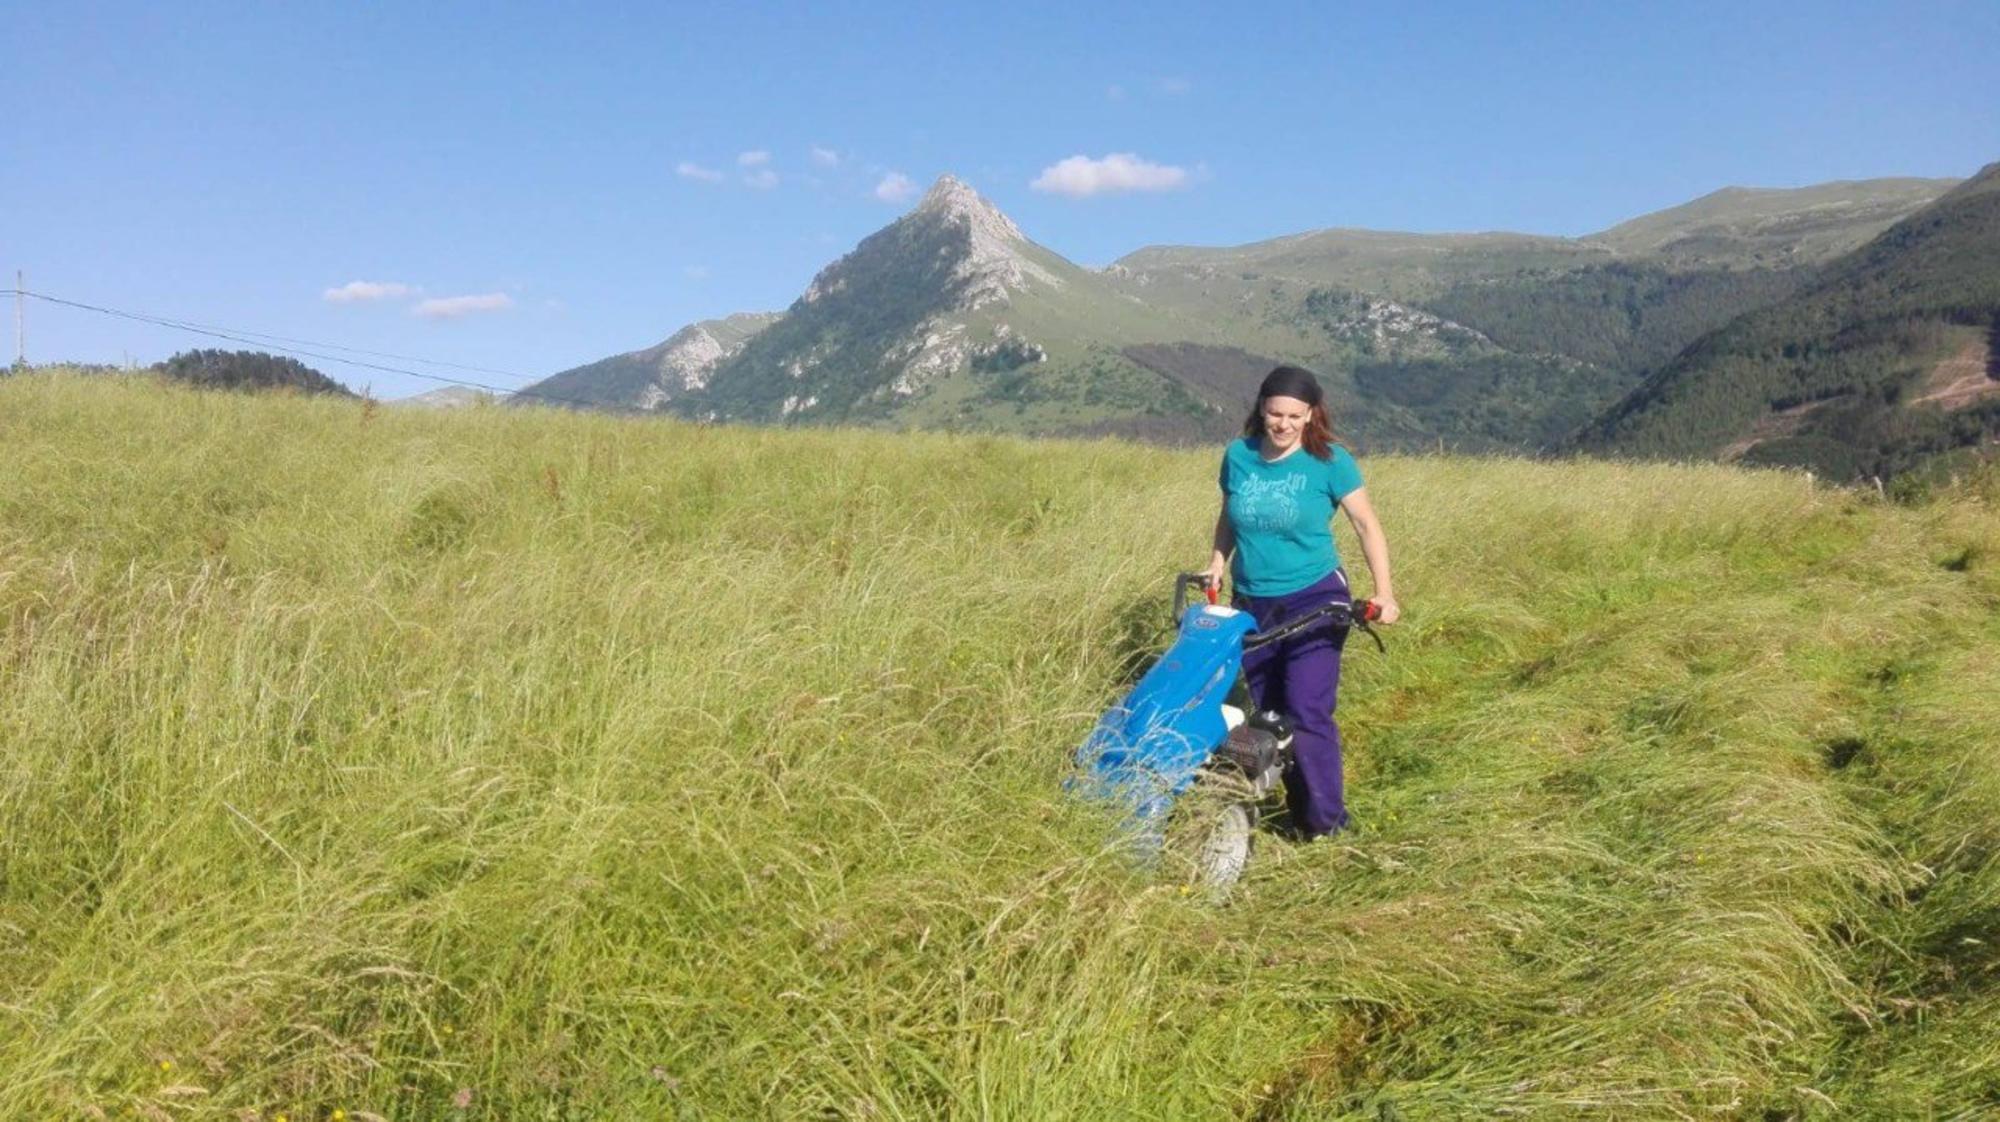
[1219,437,1365,597]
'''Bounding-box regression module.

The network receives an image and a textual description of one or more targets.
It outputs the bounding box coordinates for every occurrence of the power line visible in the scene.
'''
[0,287,645,414]
[3,288,546,382]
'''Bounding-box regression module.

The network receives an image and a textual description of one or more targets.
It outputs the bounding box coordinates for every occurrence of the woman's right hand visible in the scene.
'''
[1202,553,1228,595]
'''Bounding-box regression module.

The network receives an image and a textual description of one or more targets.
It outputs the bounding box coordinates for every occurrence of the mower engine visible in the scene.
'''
[1214,707,1295,798]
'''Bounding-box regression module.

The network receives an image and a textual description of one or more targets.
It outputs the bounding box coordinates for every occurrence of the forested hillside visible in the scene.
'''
[155,349,355,398]
[1422,262,1807,376]
[1578,163,2000,478]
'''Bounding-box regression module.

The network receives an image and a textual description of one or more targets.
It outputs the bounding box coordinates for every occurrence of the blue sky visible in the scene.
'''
[6,0,1997,398]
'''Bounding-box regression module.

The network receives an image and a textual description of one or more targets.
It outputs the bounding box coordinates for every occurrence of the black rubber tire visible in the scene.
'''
[1196,802,1255,890]
[1164,770,1258,894]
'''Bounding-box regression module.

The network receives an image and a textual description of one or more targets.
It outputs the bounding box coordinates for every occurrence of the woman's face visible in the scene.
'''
[1260,395,1311,453]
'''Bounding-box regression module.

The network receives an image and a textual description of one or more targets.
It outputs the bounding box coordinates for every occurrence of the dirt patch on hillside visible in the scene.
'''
[1058,412,1234,446]
[1720,397,1842,460]
[1122,343,1284,413]
[1908,336,2000,411]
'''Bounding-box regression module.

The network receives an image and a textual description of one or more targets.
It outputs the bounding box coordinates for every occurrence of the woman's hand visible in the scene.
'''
[1202,553,1228,595]
[1207,506,1234,597]
[1337,489,1398,626]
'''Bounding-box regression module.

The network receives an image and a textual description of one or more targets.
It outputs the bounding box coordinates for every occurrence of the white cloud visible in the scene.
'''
[413,293,515,320]
[1105,84,1126,101]
[676,161,724,183]
[873,172,916,203]
[1030,153,1190,198]
[322,280,414,304]
[684,265,710,280]
[1159,77,1192,95]
[742,168,780,190]
[810,145,840,168]
[738,149,771,167]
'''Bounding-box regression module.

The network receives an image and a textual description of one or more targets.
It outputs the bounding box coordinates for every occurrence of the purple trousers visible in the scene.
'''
[1236,570,1351,837]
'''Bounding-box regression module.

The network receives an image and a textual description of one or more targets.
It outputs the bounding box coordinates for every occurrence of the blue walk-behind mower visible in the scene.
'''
[1072,573,1382,890]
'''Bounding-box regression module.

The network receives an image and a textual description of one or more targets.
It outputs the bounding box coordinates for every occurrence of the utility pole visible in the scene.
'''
[13,270,22,371]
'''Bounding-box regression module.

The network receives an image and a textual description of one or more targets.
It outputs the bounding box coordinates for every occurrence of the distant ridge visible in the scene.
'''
[1584,177,1961,265]
[397,385,495,409]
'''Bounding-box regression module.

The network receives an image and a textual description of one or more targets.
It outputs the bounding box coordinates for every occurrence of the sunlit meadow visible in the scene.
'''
[3,372,1998,1119]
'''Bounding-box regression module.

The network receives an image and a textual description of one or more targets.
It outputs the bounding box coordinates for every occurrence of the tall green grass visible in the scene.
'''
[3,372,1998,1119]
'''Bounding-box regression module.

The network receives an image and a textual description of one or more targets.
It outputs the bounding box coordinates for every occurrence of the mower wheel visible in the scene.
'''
[1166,770,1258,894]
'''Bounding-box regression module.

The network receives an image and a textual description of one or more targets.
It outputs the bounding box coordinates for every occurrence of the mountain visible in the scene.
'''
[1576,163,2000,479]
[684,175,1123,423]
[520,174,1960,455]
[1583,178,1961,266]
[522,177,1262,440]
[1403,179,1961,424]
[524,312,780,411]
[1110,228,1601,305]
[397,385,496,409]
[1104,179,1950,308]
[1087,177,1949,449]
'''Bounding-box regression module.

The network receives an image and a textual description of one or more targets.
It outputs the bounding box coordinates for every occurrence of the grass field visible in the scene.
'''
[3,372,1999,1120]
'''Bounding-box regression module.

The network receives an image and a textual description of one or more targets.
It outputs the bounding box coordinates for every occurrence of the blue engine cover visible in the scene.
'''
[1072,604,1257,831]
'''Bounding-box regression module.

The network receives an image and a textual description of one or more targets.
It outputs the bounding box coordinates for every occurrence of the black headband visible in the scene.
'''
[1257,365,1323,407]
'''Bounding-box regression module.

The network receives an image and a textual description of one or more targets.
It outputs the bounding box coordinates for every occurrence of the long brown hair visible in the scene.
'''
[1241,398,1336,460]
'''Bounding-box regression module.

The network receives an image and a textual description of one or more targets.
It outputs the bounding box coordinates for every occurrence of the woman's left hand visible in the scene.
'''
[1371,595,1401,625]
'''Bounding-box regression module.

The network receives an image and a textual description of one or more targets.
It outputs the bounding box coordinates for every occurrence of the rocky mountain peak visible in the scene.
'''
[897,174,1061,309]
[800,174,1061,311]
[915,175,1024,241]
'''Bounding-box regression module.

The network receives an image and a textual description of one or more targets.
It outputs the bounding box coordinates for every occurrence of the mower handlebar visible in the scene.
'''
[1173,571,1218,619]
[1172,573,1385,650]
[1241,597,1385,653]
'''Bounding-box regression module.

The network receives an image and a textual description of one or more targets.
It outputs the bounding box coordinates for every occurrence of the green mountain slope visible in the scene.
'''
[1421,262,1809,373]
[1053,178,1951,450]
[1111,228,1603,304]
[1111,181,1953,396]
[1577,163,2000,478]
[522,313,780,410]
[1584,178,1961,266]
[1111,179,1951,309]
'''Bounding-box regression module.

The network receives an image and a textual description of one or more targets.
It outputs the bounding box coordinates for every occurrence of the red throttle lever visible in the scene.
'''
[1355,600,1383,622]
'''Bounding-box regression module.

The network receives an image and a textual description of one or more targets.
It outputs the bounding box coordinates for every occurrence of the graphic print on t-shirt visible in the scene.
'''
[1235,473,1310,533]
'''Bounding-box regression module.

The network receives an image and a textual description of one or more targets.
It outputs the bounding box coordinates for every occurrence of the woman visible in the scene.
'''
[1203,366,1399,840]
